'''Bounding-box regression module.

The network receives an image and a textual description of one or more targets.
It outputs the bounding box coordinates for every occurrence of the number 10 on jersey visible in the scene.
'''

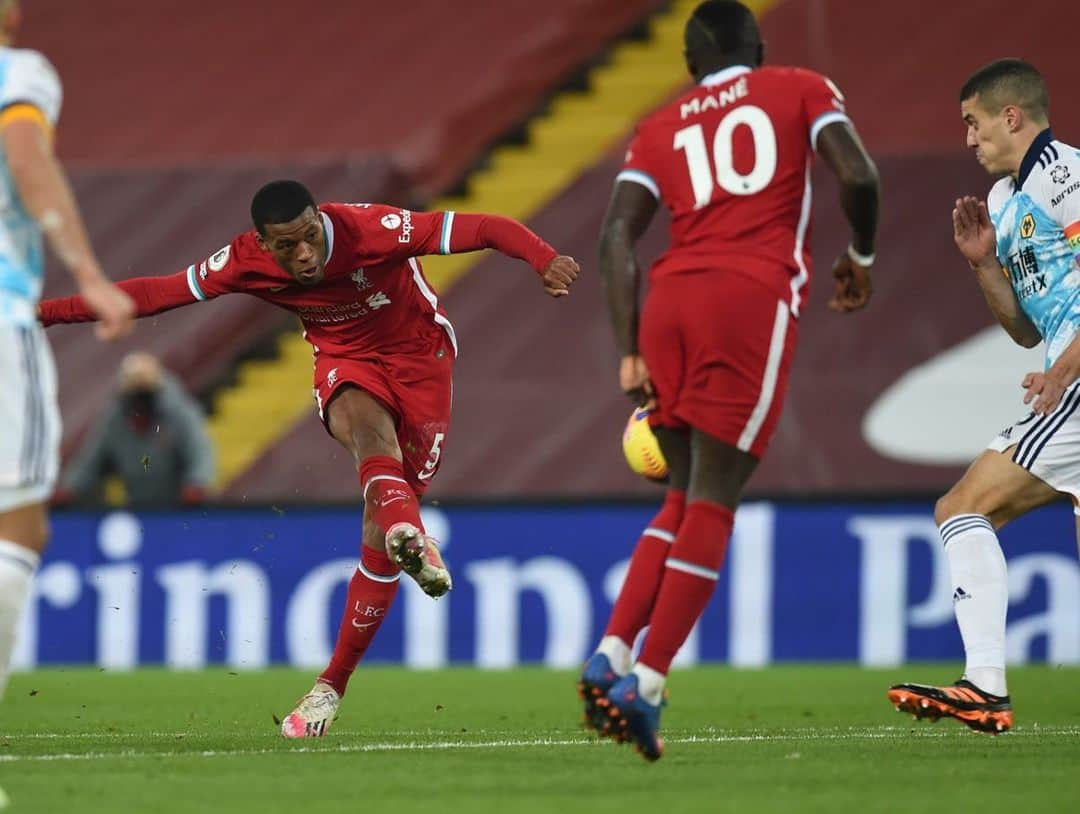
[674,105,778,208]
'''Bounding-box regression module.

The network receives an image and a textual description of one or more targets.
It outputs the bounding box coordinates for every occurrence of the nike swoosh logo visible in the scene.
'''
[268,285,288,292]
[351,619,378,630]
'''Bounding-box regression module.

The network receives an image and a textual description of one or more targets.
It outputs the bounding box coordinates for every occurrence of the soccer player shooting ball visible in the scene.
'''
[39,180,579,737]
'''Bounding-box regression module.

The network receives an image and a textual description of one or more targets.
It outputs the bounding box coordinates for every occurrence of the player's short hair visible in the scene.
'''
[960,59,1049,122]
[250,180,317,235]
[684,0,760,57]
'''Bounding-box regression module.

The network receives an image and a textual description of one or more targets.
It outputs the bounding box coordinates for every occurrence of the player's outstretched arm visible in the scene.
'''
[439,212,579,297]
[598,180,658,404]
[817,121,880,313]
[952,196,1041,348]
[39,270,199,327]
[2,117,134,340]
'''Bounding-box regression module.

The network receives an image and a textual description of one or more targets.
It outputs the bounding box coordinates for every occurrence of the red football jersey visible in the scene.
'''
[38,204,557,358]
[619,64,850,314]
[188,203,458,357]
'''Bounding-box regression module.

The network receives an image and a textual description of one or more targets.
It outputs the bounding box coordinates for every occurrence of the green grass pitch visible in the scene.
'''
[1,665,1078,813]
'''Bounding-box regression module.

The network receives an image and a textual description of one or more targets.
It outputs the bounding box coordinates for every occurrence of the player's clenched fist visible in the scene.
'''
[827,252,873,313]
[619,354,655,408]
[541,255,579,297]
[80,275,136,341]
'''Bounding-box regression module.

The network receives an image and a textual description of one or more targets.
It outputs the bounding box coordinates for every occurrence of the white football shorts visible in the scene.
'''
[0,321,60,512]
[987,382,1080,503]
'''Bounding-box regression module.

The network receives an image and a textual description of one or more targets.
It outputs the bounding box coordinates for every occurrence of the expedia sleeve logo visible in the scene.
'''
[379,210,413,243]
[825,76,846,111]
[1020,213,1036,239]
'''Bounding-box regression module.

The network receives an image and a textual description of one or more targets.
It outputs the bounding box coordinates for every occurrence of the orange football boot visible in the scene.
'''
[887,678,1013,734]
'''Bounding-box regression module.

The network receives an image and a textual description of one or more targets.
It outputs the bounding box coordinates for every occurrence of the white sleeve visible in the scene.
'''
[986,178,1013,263]
[1040,146,1080,237]
[986,177,1012,214]
[0,49,62,124]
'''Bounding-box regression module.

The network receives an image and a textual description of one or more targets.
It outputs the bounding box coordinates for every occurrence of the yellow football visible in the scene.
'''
[622,407,668,480]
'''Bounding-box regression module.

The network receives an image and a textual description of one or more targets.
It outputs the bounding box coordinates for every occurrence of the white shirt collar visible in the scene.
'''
[699,65,752,86]
[320,210,335,264]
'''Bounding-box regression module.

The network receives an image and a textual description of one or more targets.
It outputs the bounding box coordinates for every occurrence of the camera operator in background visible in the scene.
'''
[57,352,215,507]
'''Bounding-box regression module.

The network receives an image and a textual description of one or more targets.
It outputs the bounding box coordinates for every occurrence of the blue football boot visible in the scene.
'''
[577,652,620,735]
[604,673,665,761]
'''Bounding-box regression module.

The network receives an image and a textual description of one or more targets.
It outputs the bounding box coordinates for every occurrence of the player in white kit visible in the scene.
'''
[889,59,1080,734]
[0,3,133,791]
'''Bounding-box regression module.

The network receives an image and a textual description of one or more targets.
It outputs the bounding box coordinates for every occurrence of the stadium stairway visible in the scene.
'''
[218,0,1080,500]
[211,0,779,494]
[207,333,318,492]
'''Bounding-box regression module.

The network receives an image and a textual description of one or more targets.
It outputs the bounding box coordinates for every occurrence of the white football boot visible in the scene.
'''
[385,522,452,598]
[280,681,341,738]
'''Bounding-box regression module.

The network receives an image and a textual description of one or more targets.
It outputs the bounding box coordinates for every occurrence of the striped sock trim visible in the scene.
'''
[362,474,409,501]
[939,514,994,547]
[0,539,40,573]
[357,560,401,583]
[666,557,720,581]
[642,527,675,543]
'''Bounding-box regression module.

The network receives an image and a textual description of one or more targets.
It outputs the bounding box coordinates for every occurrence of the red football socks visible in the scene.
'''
[604,489,686,646]
[319,545,401,696]
[638,500,734,675]
[359,455,423,533]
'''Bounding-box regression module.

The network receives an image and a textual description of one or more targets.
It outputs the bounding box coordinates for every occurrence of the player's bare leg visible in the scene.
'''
[281,387,448,738]
[581,427,690,734]
[0,502,49,700]
[888,449,1060,734]
[938,449,1061,529]
[328,387,450,597]
[601,430,757,760]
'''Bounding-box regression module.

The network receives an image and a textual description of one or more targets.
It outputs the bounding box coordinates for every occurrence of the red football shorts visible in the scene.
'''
[639,270,799,459]
[313,331,455,496]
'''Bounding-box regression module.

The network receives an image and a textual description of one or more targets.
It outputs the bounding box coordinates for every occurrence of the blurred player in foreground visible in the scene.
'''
[39,179,579,737]
[889,59,1078,735]
[580,0,879,760]
[0,0,133,712]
